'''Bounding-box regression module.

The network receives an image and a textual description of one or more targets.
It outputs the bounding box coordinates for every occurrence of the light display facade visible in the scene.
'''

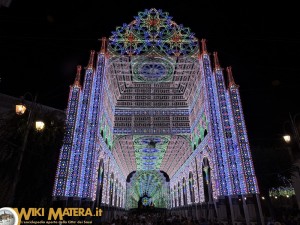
[53,8,259,213]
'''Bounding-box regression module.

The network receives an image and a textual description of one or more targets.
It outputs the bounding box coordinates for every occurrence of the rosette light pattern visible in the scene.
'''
[108,8,199,56]
[132,56,174,82]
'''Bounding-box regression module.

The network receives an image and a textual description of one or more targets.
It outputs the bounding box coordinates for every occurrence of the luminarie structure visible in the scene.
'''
[53,9,263,223]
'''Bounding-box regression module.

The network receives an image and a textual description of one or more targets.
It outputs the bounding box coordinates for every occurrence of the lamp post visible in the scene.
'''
[282,134,294,163]
[283,112,300,152]
[282,112,300,210]
[9,93,45,206]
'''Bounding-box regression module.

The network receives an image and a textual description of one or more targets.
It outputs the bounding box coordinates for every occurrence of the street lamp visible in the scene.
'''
[283,135,291,144]
[35,121,45,131]
[284,113,300,150]
[9,93,45,206]
[15,104,26,115]
[283,134,294,164]
[15,99,46,131]
[282,112,300,159]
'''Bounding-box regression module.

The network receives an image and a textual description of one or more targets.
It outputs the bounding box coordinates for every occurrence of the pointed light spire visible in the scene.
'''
[213,52,221,70]
[226,66,238,88]
[87,50,95,69]
[74,65,82,86]
[100,37,107,54]
[201,39,208,54]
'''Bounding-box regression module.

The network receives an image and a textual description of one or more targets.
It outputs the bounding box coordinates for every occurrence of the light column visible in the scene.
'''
[53,66,82,197]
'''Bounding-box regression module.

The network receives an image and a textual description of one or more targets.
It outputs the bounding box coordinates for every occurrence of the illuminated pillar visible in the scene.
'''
[80,41,107,199]
[102,156,110,204]
[53,66,82,197]
[66,50,96,197]
[186,176,191,205]
[212,52,245,195]
[194,158,200,203]
[174,186,177,207]
[181,181,185,206]
[118,184,121,207]
[200,39,230,196]
[170,188,173,207]
[106,169,111,205]
[226,67,264,224]
[197,157,205,203]
[226,67,259,194]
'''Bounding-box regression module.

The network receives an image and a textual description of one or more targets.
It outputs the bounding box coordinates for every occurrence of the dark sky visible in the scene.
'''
[1,1,300,146]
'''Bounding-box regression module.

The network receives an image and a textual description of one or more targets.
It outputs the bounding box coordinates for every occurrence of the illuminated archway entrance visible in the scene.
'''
[127,170,169,209]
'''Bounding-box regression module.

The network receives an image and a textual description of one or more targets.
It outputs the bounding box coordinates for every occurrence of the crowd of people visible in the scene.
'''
[105,213,228,225]
[100,212,300,225]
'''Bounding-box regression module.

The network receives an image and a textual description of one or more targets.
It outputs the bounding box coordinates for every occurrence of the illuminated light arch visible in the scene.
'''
[196,147,218,202]
[53,8,261,222]
[202,157,212,202]
[126,170,169,208]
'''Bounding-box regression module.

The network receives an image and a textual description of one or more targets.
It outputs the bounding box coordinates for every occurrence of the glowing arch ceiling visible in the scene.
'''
[107,9,203,203]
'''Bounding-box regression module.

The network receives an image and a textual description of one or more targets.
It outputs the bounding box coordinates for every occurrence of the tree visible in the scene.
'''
[252,143,296,218]
[0,108,65,207]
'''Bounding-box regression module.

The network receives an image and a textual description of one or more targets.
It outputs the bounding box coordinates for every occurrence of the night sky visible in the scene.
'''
[1,1,300,147]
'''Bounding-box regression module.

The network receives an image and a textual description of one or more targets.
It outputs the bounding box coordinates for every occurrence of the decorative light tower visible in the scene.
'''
[53,65,82,198]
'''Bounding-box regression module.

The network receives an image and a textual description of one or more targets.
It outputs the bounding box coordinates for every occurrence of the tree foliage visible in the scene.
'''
[0,108,65,207]
[252,144,293,194]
